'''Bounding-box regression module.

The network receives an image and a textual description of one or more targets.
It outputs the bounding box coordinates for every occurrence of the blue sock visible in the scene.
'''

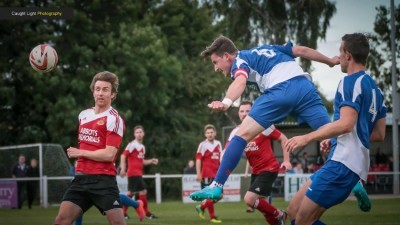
[119,194,139,208]
[75,215,83,225]
[214,135,247,184]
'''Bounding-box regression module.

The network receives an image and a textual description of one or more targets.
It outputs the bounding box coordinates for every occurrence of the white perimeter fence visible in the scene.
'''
[1,172,399,208]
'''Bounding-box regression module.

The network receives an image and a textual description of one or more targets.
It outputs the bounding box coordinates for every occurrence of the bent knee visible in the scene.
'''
[287,202,299,220]
[243,195,256,207]
[54,215,72,225]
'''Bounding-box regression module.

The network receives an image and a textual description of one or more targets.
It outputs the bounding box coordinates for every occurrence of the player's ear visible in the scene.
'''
[111,92,117,100]
[345,51,351,61]
[223,52,229,61]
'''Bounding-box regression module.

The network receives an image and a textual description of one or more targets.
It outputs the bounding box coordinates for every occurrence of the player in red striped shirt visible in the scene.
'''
[119,125,159,220]
[54,71,126,225]
[225,101,291,225]
[195,124,223,223]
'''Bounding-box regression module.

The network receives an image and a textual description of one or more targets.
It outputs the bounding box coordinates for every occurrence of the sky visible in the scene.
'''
[311,0,396,100]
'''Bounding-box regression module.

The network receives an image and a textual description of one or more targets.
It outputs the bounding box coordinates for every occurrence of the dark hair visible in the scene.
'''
[341,33,369,65]
[90,71,119,100]
[239,101,253,108]
[134,125,144,132]
[200,35,238,57]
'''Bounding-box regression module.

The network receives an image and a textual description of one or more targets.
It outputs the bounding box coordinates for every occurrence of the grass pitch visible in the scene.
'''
[1,198,400,225]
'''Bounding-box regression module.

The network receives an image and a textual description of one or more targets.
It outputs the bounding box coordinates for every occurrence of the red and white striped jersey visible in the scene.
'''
[75,106,124,176]
[123,140,145,177]
[196,140,222,178]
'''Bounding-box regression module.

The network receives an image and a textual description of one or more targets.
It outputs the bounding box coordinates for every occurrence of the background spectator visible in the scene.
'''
[375,148,387,165]
[11,154,28,209]
[26,158,39,209]
[300,152,309,173]
[183,160,196,174]
[293,162,304,174]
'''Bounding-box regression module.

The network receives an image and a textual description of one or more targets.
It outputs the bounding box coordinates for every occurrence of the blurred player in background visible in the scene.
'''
[285,33,387,225]
[119,125,159,220]
[225,101,291,225]
[54,71,126,225]
[195,124,223,223]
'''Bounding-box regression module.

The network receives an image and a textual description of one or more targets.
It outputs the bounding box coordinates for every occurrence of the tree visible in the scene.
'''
[367,4,400,112]
[206,0,336,70]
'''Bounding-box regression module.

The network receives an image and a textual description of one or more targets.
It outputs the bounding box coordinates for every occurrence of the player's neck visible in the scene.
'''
[94,105,111,114]
[347,63,366,75]
[135,139,143,144]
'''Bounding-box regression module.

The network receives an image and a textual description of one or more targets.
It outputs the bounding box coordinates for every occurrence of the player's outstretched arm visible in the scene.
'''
[144,158,159,166]
[285,106,357,153]
[370,118,386,142]
[279,133,292,171]
[208,75,247,111]
[292,46,339,67]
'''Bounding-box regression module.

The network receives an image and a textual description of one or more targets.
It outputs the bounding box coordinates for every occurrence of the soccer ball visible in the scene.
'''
[29,44,58,73]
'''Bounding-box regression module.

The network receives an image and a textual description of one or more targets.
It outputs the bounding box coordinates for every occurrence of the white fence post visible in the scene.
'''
[155,173,161,204]
[42,176,48,208]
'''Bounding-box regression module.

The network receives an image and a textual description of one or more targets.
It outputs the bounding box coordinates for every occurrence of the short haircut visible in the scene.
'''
[239,101,253,108]
[90,71,119,100]
[204,124,216,132]
[200,35,238,57]
[342,33,370,65]
[134,125,144,132]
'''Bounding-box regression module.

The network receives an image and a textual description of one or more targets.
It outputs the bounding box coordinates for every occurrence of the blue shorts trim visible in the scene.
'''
[248,76,330,130]
[307,160,360,209]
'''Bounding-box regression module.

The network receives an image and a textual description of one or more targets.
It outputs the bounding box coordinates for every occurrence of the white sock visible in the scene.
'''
[209,181,223,188]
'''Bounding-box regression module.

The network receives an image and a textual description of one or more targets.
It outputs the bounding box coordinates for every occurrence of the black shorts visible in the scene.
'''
[201,177,214,189]
[128,176,146,193]
[249,171,278,197]
[62,175,121,215]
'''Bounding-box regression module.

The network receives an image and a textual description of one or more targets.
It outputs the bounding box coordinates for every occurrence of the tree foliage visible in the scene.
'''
[0,0,339,189]
[367,4,400,112]
[206,0,336,70]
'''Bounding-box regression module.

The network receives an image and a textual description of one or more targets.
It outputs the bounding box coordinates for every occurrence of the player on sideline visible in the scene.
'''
[119,125,159,220]
[284,33,386,225]
[195,124,223,223]
[190,35,338,202]
[54,71,126,225]
[225,101,292,225]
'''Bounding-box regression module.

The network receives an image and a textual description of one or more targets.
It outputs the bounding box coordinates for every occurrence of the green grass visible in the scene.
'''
[1,198,400,225]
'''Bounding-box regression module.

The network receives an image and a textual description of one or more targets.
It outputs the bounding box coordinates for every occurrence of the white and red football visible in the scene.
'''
[29,44,58,73]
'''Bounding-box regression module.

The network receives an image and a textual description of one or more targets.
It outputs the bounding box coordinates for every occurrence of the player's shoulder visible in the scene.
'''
[105,107,124,122]
[197,139,209,149]
[78,107,94,119]
[132,140,144,148]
